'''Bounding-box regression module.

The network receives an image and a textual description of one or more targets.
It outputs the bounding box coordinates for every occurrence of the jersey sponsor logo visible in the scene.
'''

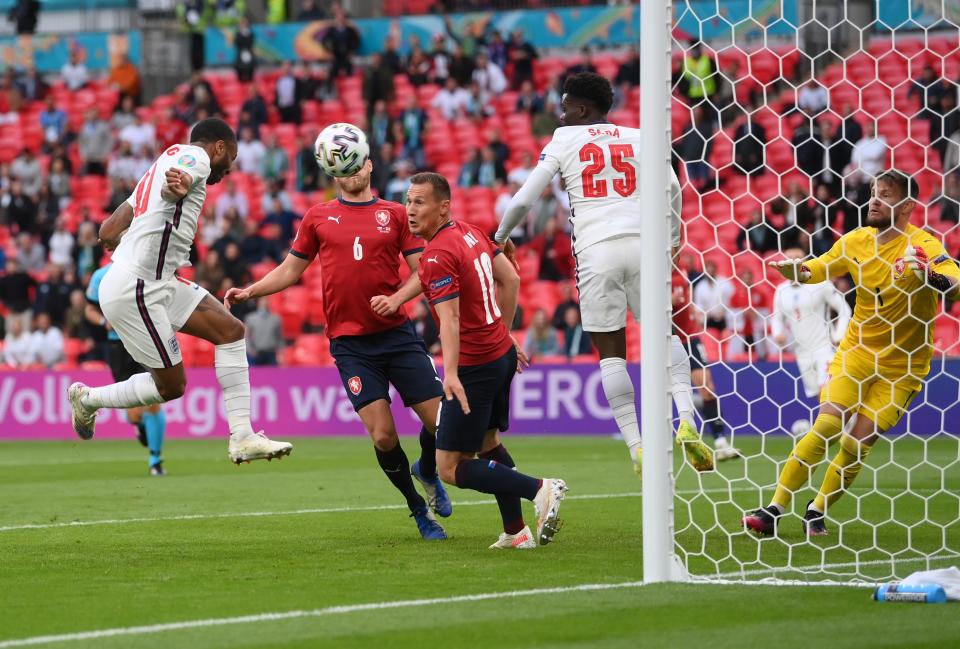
[375,209,391,233]
[327,215,341,224]
[430,276,453,290]
[347,376,362,396]
[177,154,197,168]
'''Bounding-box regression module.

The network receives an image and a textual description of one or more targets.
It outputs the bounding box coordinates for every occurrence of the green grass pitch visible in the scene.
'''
[2,435,959,648]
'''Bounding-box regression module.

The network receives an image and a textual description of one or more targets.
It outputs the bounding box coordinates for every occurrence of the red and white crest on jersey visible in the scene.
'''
[375,210,390,226]
[348,376,362,395]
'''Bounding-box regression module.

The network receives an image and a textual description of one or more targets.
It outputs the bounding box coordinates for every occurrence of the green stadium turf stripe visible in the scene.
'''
[0,581,649,648]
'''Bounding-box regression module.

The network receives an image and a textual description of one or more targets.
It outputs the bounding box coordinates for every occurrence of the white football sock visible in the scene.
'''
[670,335,697,428]
[216,339,255,438]
[600,357,641,451]
[82,372,163,410]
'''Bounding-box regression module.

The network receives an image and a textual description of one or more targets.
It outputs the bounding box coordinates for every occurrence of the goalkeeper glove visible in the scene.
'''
[904,244,956,293]
[768,259,812,282]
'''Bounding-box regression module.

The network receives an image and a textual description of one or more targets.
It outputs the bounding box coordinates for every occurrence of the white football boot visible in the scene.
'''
[533,478,568,545]
[228,431,293,464]
[714,436,741,461]
[68,382,98,440]
[489,525,537,549]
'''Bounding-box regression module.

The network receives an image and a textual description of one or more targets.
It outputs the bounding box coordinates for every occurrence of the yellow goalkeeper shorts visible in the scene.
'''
[820,350,923,431]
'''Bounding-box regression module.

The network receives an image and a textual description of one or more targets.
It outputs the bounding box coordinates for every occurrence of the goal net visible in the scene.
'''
[663,1,960,585]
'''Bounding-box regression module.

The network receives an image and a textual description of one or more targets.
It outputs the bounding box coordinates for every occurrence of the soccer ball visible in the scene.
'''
[314,122,369,178]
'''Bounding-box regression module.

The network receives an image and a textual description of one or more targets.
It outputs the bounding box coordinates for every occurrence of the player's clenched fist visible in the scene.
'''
[370,294,399,317]
[161,169,191,202]
[903,244,928,281]
[223,287,252,308]
[769,259,812,282]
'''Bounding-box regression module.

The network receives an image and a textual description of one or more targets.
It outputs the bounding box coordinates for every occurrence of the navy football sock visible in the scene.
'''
[375,442,427,512]
[701,397,725,440]
[417,426,437,479]
[479,445,523,534]
[454,459,541,501]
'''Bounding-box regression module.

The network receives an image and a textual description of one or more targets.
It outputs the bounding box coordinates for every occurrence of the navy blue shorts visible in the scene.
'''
[436,346,517,454]
[330,321,442,412]
[108,340,146,383]
[685,336,708,371]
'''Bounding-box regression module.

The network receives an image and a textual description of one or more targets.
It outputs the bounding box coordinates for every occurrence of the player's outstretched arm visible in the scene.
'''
[434,298,470,414]
[495,165,556,245]
[370,253,424,317]
[224,252,310,308]
[768,259,813,283]
[99,201,134,251]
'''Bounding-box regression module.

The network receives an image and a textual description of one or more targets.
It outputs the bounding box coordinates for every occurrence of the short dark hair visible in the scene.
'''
[563,72,614,115]
[875,169,919,201]
[190,118,237,145]
[409,172,451,201]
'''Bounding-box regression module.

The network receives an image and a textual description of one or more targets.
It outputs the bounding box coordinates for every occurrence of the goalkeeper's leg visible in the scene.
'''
[669,335,713,472]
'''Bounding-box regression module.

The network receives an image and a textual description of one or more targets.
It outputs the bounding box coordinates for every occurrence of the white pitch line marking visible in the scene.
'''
[0,581,647,648]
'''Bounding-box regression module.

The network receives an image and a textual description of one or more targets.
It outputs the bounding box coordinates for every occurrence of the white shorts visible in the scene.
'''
[99,264,209,369]
[575,236,642,333]
[797,346,834,399]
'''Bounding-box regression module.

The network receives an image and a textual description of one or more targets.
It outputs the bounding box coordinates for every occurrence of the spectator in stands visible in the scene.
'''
[561,305,593,358]
[465,80,494,118]
[909,66,951,123]
[244,298,282,366]
[728,268,770,359]
[840,103,863,146]
[380,34,403,75]
[551,282,579,329]
[236,125,266,173]
[945,125,960,175]
[296,0,327,20]
[487,128,510,167]
[34,262,73,326]
[308,61,340,102]
[119,112,156,154]
[29,311,63,367]
[562,47,598,88]
[399,94,427,169]
[508,151,535,186]
[296,134,321,192]
[471,50,507,104]
[15,231,44,271]
[3,317,32,368]
[78,108,112,176]
[733,116,766,177]
[112,94,138,132]
[677,105,715,189]
[261,177,292,213]
[61,49,88,91]
[448,43,474,88]
[275,61,303,123]
[261,133,289,183]
[486,30,507,70]
[240,83,268,135]
[2,180,37,234]
[693,259,733,332]
[7,0,39,36]
[410,298,440,355]
[48,218,74,268]
[0,83,24,125]
[818,119,851,196]
[370,142,396,198]
[177,0,210,72]
[406,45,432,87]
[615,46,640,89]
[1,255,35,330]
[64,288,90,339]
[363,53,395,121]
[431,77,470,120]
[736,209,778,254]
[263,197,298,242]
[234,16,256,83]
[530,99,559,139]
[109,52,141,103]
[515,80,543,115]
[797,79,828,117]
[458,148,481,187]
[528,217,573,281]
[524,309,561,358]
[368,99,392,152]
[11,148,41,198]
[36,181,60,235]
[384,159,412,204]
[507,29,538,90]
[428,34,450,85]
[239,219,282,264]
[39,95,68,151]
[933,90,960,168]
[938,172,960,224]
[72,221,102,281]
[215,177,249,224]
[846,120,887,184]
[221,241,250,288]
[108,141,143,185]
[682,42,716,106]
[476,146,506,187]
[322,7,360,80]
[48,157,70,203]
[16,64,46,102]
[196,249,226,295]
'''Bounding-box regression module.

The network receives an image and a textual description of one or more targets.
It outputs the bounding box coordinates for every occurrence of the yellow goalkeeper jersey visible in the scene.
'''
[804,224,960,377]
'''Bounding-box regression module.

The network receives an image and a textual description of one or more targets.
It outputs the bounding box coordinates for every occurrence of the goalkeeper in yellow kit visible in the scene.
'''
[743,170,960,536]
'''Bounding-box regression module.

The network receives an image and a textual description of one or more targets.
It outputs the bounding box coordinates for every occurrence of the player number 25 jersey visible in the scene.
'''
[537,124,680,254]
[112,144,211,281]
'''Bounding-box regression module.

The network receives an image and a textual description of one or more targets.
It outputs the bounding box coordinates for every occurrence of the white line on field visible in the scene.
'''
[0,484,945,533]
[0,581,647,648]
[713,552,960,580]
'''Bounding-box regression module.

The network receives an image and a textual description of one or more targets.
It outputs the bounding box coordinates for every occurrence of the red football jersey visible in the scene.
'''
[672,269,699,343]
[419,221,513,366]
[291,198,424,338]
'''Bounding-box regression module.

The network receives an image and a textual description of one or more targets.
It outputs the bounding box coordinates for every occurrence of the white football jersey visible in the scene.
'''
[537,123,680,254]
[112,144,211,281]
[771,280,851,355]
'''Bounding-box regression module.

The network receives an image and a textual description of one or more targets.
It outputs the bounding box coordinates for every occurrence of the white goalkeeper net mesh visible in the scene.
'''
[667,1,960,584]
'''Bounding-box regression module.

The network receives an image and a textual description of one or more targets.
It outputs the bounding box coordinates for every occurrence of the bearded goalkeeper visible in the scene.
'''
[743,170,960,536]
